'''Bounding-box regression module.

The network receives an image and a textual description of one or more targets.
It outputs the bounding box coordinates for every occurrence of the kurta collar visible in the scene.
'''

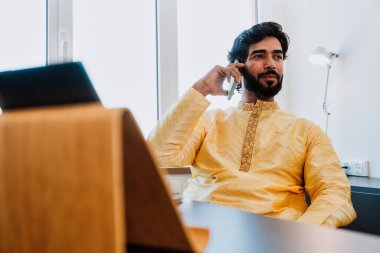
[238,100,279,111]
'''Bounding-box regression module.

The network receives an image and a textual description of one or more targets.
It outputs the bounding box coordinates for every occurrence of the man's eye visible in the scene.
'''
[274,55,283,60]
[252,54,264,59]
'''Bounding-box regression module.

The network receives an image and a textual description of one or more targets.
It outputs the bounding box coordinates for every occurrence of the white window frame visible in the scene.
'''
[155,0,179,119]
[47,0,73,65]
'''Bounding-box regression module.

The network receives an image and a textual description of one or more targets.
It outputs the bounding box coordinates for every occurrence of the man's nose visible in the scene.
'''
[264,57,276,69]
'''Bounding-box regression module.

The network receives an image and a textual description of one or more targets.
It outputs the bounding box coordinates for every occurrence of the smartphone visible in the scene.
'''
[227,60,241,100]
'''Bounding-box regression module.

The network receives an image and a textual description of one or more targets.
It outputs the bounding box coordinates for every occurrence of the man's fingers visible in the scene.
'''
[226,63,244,82]
[217,65,243,83]
[227,67,242,84]
[211,64,243,95]
[227,62,245,68]
[226,72,232,83]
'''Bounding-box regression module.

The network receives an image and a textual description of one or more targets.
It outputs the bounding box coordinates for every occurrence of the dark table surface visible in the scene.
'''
[178,201,380,253]
[348,175,380,193]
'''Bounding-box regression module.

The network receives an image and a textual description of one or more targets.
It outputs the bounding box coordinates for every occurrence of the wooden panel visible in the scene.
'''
[0,104,126,253]
[122,110,194,251]
[0,104,208,253]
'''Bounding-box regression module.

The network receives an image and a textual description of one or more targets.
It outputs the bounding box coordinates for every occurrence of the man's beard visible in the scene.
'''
[243,69,283,99]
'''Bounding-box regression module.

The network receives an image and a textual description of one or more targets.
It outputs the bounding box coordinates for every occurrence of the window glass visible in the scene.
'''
[0,0,46,71]
[73,0,157,136]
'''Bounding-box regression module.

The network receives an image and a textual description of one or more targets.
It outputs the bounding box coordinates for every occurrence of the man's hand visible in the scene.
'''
[192,62,245,97]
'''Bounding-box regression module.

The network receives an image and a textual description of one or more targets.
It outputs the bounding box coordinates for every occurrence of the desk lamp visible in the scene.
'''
[308,46,339,135]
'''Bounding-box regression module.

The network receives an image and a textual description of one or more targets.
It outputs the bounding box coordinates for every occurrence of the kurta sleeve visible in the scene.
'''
[147,88,210,167]
[297,125,357,228]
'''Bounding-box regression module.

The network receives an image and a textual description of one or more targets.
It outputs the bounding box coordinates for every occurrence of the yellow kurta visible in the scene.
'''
[148,88,356,227]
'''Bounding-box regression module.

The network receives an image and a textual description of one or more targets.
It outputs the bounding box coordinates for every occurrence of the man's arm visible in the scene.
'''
[297,125,357,228]
[147,88,210,167]
[148,63,245,167]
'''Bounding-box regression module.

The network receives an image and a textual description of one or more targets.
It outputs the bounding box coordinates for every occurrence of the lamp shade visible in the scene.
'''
[308,47,331,66]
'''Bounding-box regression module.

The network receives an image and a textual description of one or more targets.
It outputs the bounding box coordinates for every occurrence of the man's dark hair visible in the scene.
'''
[228,22,290,63]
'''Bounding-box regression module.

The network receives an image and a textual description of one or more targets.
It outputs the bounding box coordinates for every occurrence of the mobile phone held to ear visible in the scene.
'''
[227,60,240,100]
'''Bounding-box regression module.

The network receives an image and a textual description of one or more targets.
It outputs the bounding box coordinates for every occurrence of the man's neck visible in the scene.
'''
[241,89,274,104]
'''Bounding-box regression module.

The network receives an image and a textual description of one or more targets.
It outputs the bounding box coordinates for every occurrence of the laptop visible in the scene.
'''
[0,62,100,111]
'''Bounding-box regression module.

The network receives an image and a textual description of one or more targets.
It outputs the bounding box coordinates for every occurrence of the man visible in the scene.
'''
[148,22,356,228]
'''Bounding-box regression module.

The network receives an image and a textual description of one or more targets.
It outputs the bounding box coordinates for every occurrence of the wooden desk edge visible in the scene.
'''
[161,167,191,175]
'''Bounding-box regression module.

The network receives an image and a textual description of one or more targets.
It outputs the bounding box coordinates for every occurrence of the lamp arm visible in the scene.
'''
[323,64,331,134]
[323,64,331,112]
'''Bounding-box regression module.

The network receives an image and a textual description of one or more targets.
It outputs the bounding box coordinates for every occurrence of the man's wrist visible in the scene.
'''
[192,80,210,97]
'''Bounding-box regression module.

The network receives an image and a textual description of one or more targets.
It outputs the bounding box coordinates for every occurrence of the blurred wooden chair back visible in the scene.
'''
[0,104,207,253]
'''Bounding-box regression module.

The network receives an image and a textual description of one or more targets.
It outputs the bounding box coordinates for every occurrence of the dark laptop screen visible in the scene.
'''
[0,62,100,111]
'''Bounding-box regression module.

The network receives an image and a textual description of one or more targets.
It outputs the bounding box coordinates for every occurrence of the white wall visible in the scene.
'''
[259,0,290,111]
[262,0,380,178]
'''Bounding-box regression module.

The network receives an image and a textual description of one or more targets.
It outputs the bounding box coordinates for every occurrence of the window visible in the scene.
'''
[0,0,46,71]
[0,0,257,132]
[73,0,157,136]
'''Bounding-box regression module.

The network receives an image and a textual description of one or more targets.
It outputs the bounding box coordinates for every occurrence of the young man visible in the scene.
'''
[148,22,356,228]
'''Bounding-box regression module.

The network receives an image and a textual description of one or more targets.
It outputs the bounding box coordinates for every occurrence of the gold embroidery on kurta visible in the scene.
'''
[238,101,279,172]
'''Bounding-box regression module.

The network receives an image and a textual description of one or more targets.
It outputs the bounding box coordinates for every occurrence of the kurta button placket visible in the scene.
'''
[238,100,279,172]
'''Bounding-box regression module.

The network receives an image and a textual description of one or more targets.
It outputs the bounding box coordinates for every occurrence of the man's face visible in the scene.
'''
[243,36,284,98]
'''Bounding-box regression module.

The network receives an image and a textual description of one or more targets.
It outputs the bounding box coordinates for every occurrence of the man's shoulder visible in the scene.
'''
[275,110,318,128]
